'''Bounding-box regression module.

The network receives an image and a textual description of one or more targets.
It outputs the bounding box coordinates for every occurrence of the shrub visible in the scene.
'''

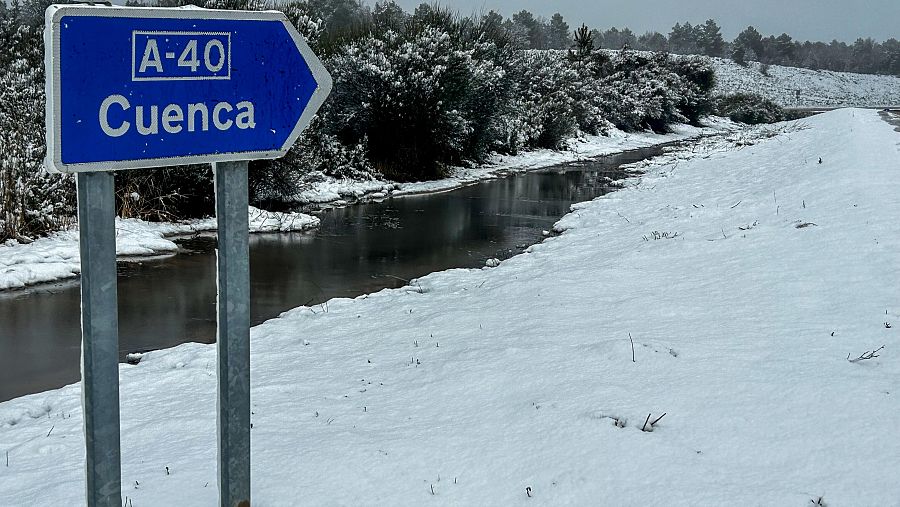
[671,56,716,124]
[322,7,512,181]
[598,50,705,133]
[714,93,786,124]
[513,51,579,149]
[114,166,214,221]
[0,14,75,242]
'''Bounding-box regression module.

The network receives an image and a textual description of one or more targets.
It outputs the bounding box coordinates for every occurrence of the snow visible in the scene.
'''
[709,57,900,107]
[1,108,897,504]
[1,120,736,292]
[595,48,900,108]
[295,118,739,205]
[0,207,318,291]
[245,206,320,233]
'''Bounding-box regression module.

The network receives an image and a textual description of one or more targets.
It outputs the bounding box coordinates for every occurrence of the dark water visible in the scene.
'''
[880,109,900,132]
[0,146,662,402]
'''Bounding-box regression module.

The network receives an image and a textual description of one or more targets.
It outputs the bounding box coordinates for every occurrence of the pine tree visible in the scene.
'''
[698,19,724,57]
[731,45,747,66]
[637,31,668,52]
[511,9,547,49]
[547,13,570,50]
[734,26,764,62]
[568,24,594,62]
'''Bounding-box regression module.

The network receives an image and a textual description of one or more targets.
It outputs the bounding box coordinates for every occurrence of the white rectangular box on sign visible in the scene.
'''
[132,31,232,81]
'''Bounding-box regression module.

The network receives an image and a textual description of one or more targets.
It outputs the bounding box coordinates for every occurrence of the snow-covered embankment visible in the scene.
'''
[0,120,735,292]
[710,57,900,107]
[1,109,898,504]
[0,207,318,290]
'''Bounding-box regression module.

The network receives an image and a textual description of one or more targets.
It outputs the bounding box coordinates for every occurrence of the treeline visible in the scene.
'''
[583,20,900,77]
[0,0,716,243]
[413,8,900,77]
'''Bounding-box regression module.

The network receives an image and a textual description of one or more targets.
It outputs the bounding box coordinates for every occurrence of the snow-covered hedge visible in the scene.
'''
[318,5,515,181]
[714,93,787,125]
[512,49,714,148]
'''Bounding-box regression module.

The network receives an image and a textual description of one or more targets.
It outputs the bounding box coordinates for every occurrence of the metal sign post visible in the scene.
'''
[76,171,122,507]
[214,160,252,505]
[44,5,332,505]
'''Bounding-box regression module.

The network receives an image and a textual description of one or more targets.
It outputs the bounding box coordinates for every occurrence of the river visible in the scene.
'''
[0,145,667,402]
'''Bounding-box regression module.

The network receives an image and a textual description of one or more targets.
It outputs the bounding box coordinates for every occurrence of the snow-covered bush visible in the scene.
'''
[597,50,714,133]
[671,56,716,124]
[251,116,374,204]
[203,0,324,48]
[714,93,786,124]
[322,6,513,180]
[0,11,74,243]
[512,51,580,149]
[508,48,715,146]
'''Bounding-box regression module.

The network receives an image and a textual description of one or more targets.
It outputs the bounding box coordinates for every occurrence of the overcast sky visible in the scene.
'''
[387,0,899,43]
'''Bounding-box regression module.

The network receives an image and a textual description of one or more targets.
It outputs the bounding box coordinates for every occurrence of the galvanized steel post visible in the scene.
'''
[76,171,123,507]
[214,161,252,507]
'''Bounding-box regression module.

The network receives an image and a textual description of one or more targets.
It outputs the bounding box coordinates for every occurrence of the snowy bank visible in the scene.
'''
[0,207,318,290]
[1,119,737,292]
[1,109,898,505]
[293,118,739,205]
[709,57,900,107]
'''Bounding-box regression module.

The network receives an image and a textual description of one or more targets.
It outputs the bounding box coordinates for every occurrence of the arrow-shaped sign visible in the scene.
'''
[45,5,333,173]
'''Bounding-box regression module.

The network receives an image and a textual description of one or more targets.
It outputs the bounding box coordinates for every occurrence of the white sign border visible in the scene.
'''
[44,5,334,174]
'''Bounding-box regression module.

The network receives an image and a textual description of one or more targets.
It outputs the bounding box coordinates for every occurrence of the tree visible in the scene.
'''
[306,0,370,40]
[1,5,75,241]
[668,22,700,54]
[502,18,529,50]
[734,26,764,61]
[511,9,547,49]
[618,27,637,49]
[599,27,636,50]
[372,0,406,34]
[568,23,596,65]
[547,13,570,50]
[851,37,877,73]
[772,33,795,64]
[731,44,747,65]
[637,31,668,52]
[479,10,504,34]
[883,38,900,75]
[698,19,724,57]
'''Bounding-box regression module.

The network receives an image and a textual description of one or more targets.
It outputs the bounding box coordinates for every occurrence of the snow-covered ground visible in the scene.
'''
[0,207,318,290]
[293,118,738,205]
[1,108,897,505]
[0,120,737,292]
[709,57,900,107]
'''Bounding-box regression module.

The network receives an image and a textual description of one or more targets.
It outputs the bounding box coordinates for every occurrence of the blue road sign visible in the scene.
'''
[44,5,332,173]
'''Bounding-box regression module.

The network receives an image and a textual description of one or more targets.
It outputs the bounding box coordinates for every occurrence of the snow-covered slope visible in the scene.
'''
[1,110,898,505]
[709,57,900,107]
[0,207,319,290]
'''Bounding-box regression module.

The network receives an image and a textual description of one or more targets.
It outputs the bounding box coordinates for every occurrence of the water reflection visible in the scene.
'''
[0,146,658,401]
